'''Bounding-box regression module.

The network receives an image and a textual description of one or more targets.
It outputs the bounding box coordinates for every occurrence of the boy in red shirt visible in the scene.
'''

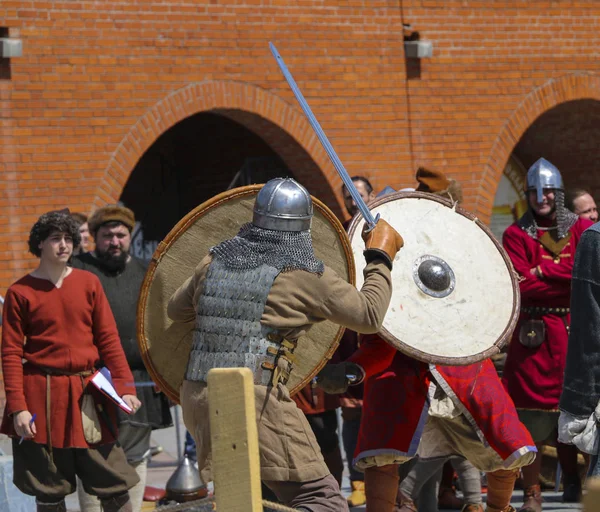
[1,210,141,512]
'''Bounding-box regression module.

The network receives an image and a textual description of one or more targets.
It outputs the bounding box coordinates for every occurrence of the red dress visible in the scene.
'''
[0,269,136,447]
[350,335,535,468]
[502,217,592,410]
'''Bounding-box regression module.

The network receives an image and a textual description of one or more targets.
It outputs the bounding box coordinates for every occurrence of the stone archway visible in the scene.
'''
[477,73,600,221]
[490,155,527,240]
[95,80,342,213]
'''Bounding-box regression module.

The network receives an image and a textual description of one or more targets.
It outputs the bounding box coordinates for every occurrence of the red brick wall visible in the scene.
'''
[400,1,600,214]
[2,0,600,424]
[0,0,415,293]
[2,1,600,289]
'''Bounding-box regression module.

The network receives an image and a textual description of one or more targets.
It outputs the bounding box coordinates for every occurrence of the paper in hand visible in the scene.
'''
[90,367,133,414]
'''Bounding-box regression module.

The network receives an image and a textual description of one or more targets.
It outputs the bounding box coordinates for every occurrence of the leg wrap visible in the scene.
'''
[364,464,400,512]
[486,469,518,512]
[36,500,67,512]
[100,492,132,512]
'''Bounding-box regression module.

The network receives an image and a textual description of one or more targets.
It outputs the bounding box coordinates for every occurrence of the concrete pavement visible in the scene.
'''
[59,405,582,511]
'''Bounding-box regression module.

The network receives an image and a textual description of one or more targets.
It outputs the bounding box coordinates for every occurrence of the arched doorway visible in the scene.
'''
[490,155,526,240]
[512,99,600,193]
[119,111,327,260]
[480,73,600,222]
[490,98,600,240]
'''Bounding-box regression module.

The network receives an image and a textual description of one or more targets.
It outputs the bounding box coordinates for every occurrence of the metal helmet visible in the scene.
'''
[253,178,313,232]
[526,158,564,203]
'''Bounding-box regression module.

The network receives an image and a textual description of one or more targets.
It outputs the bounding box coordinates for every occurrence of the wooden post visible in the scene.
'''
[208,368,262,512]
[585,476,600,512]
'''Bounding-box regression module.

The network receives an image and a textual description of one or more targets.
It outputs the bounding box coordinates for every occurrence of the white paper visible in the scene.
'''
[90,367,133,414]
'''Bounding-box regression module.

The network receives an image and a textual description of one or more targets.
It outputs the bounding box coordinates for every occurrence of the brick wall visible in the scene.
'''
[2,1,600,292]
[0,0,413,294]
[2,2,600,418]
[400,1,600,214]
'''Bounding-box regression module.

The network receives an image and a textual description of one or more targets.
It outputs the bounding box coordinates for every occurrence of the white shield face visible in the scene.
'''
[349,192,519,365]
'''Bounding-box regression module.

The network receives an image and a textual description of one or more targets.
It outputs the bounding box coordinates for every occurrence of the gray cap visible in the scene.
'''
[527,158,563,203]
[253,178,313,232]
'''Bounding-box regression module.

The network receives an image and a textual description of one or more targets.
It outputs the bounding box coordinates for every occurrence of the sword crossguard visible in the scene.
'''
[362,213,380,233]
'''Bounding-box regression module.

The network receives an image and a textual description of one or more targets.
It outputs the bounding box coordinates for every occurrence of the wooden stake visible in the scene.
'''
[585,476,600,512]
[208,368,262,512]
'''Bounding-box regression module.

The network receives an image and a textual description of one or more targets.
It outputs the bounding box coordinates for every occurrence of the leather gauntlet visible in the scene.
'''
[362,219,404,269]
[315,362,365,395]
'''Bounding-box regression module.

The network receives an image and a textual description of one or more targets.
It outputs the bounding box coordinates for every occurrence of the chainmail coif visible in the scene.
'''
[210,223,324,275]
[518,189,579,240]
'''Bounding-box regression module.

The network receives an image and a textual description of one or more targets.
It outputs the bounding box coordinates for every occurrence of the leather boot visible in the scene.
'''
[347,480,366,507]
[364,464,400,512]
[562,473,582,503]
[36,500,67,512]
[322,445,344,488]
[100,492,133,512]
[462,505,484,512]
[439,486,465,509]
[396,490,417,512]
[518,484,542,512]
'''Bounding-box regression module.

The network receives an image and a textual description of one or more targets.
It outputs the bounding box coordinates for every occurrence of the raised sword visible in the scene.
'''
[269,42,379,230]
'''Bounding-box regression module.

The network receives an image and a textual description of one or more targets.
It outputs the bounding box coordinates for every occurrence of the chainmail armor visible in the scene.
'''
[185,260,283,385]
[518,190,578,240]
[210,223,324,275]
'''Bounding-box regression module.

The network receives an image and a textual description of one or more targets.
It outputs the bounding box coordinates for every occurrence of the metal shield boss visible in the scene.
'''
[348,191,520,365]
[137,185,355,403]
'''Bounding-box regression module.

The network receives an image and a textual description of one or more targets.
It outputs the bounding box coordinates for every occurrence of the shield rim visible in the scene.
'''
[347,190,520,366]
[137,184,356,403]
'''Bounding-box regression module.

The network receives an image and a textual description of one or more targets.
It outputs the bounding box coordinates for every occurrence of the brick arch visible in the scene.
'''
[477,73,600,221]
[95,80,342,214]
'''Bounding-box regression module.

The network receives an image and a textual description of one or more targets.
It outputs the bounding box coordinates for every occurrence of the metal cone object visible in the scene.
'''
[165,455,208,503]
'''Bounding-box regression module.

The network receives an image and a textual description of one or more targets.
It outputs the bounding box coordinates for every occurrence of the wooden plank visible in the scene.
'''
[208,368,262,512]
[585,476,600,512]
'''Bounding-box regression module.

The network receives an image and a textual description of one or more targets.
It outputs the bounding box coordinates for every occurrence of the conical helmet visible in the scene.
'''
[253,178,313,232]
[526,158,563,203]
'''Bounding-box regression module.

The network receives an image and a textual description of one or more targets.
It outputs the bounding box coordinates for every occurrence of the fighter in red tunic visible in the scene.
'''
[317,169,536,512]
[502,158,593,510]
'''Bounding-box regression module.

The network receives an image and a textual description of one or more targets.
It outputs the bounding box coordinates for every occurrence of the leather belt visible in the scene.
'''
[521,307,569,316]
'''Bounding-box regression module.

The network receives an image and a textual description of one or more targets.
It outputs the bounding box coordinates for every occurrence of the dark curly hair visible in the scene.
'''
[28,210,82,257]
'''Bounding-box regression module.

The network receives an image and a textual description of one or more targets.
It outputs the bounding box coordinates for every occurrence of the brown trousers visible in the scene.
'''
[181,380,330,483]
[181,380,348,511]
[12,439,139,502]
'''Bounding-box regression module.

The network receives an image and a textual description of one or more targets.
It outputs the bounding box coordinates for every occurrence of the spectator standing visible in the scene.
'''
[0,209,140,512]
[70,212,92,254]
[502,158,593,510]
[72,205,173,512]
[558,219,600,476]
[566,188,598,222]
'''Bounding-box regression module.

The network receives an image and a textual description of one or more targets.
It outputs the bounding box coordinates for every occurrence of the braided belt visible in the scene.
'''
[521,307,570,316]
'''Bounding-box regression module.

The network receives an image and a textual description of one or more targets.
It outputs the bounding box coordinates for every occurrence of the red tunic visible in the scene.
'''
[0,269,136,447]
[350,335,535,467]
[501,217,592,410]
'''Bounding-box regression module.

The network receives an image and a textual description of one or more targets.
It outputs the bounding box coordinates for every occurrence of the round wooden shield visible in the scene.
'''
[348,191,520,366]
[137,185,355,403]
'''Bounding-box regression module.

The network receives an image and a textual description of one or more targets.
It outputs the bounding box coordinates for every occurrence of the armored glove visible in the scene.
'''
[362,219,404,269]
[315,362,365,395]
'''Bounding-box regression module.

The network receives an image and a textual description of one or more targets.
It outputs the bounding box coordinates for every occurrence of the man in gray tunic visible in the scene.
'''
[168,178,403,512]
[72,205,172,512]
